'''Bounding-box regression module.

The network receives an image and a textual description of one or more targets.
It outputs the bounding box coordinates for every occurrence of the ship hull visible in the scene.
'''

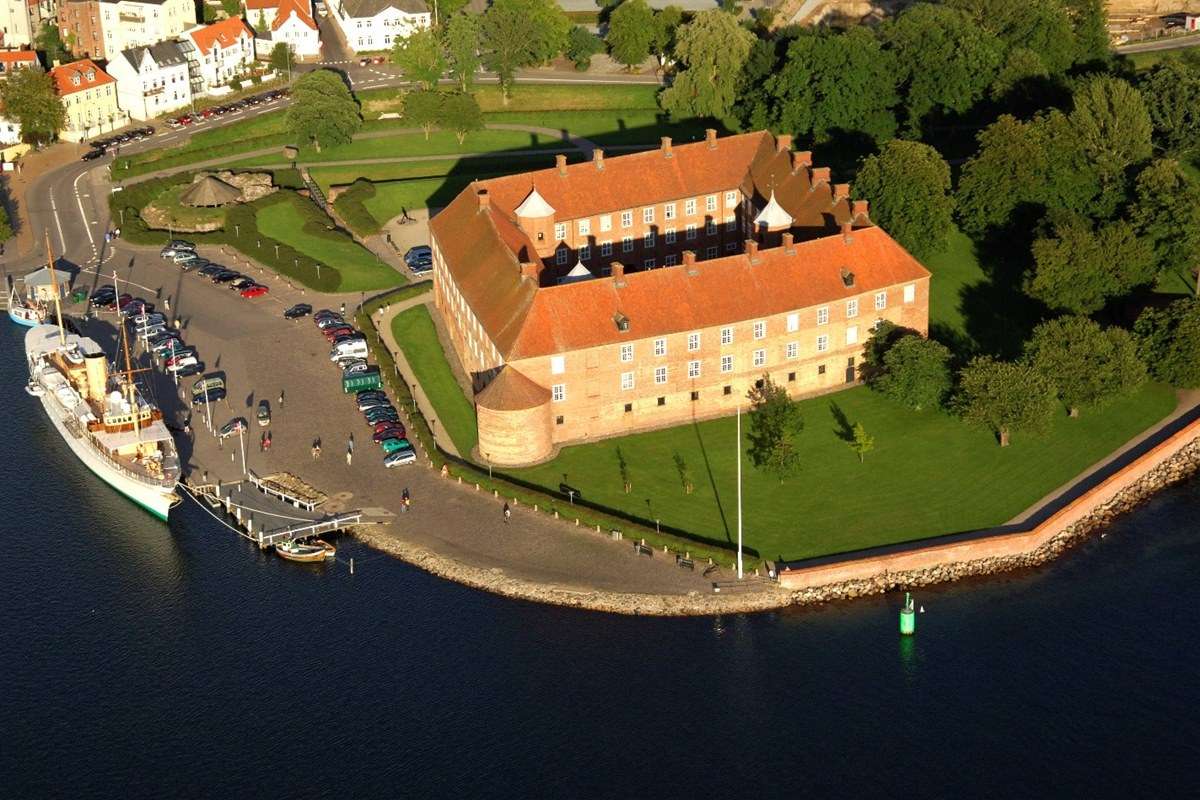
[9,308,41,327]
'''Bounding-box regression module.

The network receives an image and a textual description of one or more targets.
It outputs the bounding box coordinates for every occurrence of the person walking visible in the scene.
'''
[340,302,346,315]
[278,389,285,407]
[346,447,352,466]
[164,296,171,313]
[503,503,511,524]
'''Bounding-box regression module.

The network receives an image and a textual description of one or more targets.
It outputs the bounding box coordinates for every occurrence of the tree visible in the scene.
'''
[660,10,755,121]
[494,0,569,65]
[762,27,900,146]
[0,68,66,145]
[854,140,953,258]
[1139,59,1200,157]
[672,452,694,494]
[1129,160,1200,284]
[220,0,240,17]
[391,28,445,90]
[480,0,538,102]
[439,91,482,145]
[286,69,362,151]
[1134,299,1200,387]
[947,0,1077,75]
[445,12,482,92]
[956,357,1058,446]
[650,6,683,65]
[268,42,294,75]
[875,336,954,411]
[848,422,875,463]
[566,26,603,71]
[1068,75,1152,187]
[990,47,1050,107]
[859,320,915,383]
[438,0,471,16]
[607,0,654,70]
[1027,213,1156,314]
[35,23,68,65]
[0,204,12,244]
[746,375,804,482]
[1024,316,1145,417]
[404,89,443,139]
[1065,0,1110,66]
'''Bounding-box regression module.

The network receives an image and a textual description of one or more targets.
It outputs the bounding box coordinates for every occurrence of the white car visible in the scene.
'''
[384,449,417,467]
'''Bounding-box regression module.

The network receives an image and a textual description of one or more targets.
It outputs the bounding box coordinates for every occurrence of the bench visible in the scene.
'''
[676,555,694,571]
[634,543,653,557]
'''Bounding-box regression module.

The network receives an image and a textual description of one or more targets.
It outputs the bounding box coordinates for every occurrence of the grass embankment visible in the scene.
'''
[149,183,226,228]
[390,305,479,455]
[114,114,292,180]
[357,83,660,118]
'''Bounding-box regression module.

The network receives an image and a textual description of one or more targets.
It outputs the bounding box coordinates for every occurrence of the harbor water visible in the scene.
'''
[3,324,1199,798]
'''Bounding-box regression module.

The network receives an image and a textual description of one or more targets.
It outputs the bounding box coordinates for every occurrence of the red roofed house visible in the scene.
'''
[428,131,933,466]
[245,0,320,58]
[50,58,127,141]
[180,16,254,95]
[0,49,37,76]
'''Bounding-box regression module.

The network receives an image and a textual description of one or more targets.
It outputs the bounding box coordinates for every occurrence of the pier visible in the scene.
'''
[183,477,364,549]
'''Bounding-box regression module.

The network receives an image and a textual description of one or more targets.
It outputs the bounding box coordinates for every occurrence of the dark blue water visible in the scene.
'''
[3,322,1198,799]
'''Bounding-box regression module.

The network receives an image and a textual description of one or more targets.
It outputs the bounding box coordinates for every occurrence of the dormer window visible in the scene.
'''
[71,74,80,86]
[841,267,855,288]
[613,313,630,333]
[85,70,95,81]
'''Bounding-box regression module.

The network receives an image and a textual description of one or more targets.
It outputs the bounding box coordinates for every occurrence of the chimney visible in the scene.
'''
[833,183,850,203]
[705,128,717,149]
[781,232,795,253]
[810,167,831,189]
[776,134,792,153]
[556,154,567,175]
[476,188,490,211]
[661,136,673,157]
[745,239,759,262]
[851,199,870,221]
[682,250,696,267]
[520,261,539,281]
[841,266,856,288]
[792,151,812,173]
[841,222,854,244]
[593,148,604,170]
[610,262,625,279]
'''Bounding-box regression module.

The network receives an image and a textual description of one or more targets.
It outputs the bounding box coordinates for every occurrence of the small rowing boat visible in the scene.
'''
[275,539,336,563]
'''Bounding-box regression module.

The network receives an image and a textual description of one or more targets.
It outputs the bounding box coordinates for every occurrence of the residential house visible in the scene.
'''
[0,0,33,47]
[179,16,253,95]
[326,0,428,53]
[0,48,37,75]
[96,0,195,59]
[50,58,127,141]
[58,0,103,58]
[107,39,190,120]
[0,109,20,145]
[248,0,319,59]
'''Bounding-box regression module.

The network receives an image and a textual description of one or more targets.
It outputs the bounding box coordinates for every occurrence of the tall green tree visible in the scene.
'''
[1024,316,1146,417]
[947,0,1077,75]
[853,140,952,258]
[0,67,65,145]
[268,42,294,75]
[480,0,537,102]
[35,23,68,65]
[650,5,683,65]
[874,336,954,411]
[404,89,443,139]
[391,28,445,90]
[0,204,13,244]
[439,91,483,144]
[445,12,482,92]
[1134,299,1200,386]
[1065,0,1110,66]
[566,26,603,71]
[607,0,654,70]
[746,375,805,482]
[1139,59,1200,157]
[1027,213,1156,314]
[286,69,362,151]
[1129,159,1200,283]
[495,0,569,65]
[956,357,1058,446]
[848,422,875,464]
[762,27,899,145]
[660,10,755,121]
[1068,75,1152,187]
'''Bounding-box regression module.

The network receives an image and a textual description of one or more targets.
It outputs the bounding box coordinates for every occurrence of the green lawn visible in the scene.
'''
[255,194,401,292]
[148,183,226,228]
[924,226,984,339]
[390,305,479,455]
[508,382,1177,561]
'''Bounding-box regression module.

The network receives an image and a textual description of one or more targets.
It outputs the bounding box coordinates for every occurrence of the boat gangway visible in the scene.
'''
[183,480,362,548]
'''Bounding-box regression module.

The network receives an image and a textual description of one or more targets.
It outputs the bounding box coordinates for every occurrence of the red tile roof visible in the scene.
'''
[272,0,317,31]
[187,17,253,55]
[243,0,278,8]
[49,59,114,96]
[0,50,38,68]
[476,365,551,410]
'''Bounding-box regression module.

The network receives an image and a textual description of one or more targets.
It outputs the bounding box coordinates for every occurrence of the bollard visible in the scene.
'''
[533,504,538,512]
[457,476,462,484]
[575,518,579,526]
[596,524,601,532]
[475,483,479,491]
[493,489,498,498]
[663,545,668,554]
[350,558,354,575]
[554,510,559,519]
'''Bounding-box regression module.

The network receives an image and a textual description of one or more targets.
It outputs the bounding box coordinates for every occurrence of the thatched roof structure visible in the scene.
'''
[180,175,241,207]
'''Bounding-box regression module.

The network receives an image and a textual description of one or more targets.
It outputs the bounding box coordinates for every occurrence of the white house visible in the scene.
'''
[180,16,254,95]
[327,0,429,53]
[108,40,192,121]
[0,0,34,47]
[99,0,197,57]
[248,0,320,59]
[0,113,20,145]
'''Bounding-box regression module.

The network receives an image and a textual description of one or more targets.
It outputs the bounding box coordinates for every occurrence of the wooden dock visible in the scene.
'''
[183,479,363,549]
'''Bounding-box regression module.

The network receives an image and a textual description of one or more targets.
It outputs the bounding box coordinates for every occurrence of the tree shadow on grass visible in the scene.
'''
[829,401,855,443]
[691,419,732,544]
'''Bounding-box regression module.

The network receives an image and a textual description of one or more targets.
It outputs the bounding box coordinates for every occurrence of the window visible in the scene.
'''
[725,190,738,206]
[846,326,858,346]
[706,220,717,236]
[723,385,732,395]
[556,249,568,265]
[817,306,829,326]
[620,344,633,362]
[753,349,766,367]
[644,231,655,248]
[687,332,700,351]
[753,321,766,340]
[816,335,829,353]
[578,219,591,237]
[620,371,634,390]
[786,342,798,359]
[621,210,633,228]
[721,355,733,373]
[579,244,591,261]
[904,283,916,303]
[691,390,700,401]
[846,298,859,318]
[725,241,738,252]
[600,241,612,257]
[818,364,826,375]
[706,246,718,259]
[622,236,634,253]
[653,338,666,356]
[556,415,564,425]
[654,366,668,384]
[875,291,887,310]
[721,327,733,345]
[657,397,666,406]
[705,195,717,212]
[664,254,678,267]
[643,207,655,224]
[600,214,612,232]
[688,360,701,378]
[554,223,566,240]
[786,313,799,333]
[686,224,697,241]
[643,258,656,269]
[550,356,565,375]
[665,203,676,220]
[624,403,633,413]
[552,384,565,402]
[665,228,676,245]
[788,372,796,382]
[724,215,736,232]
[685,198,696,216]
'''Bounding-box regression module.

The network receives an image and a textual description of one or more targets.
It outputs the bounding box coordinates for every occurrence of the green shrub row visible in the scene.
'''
[332,178,381,237]
[114,132,294,180]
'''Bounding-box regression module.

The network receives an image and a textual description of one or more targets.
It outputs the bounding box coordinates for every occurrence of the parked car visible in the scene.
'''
[364,408,399,425]
[331,333,365,347]
[81,148,104,161]
[404,246,432,267]
[323,325,354,341]
[192,376,225,395]
[284,303,312,320]
[337,357,368,371]
[384,448,417,467]
[331,339,369,361]
[315,315,344,330]
[192,387,226,406]
[256,400,271,427]
[165,349,199,366]
[373,426,405,443]
[357,395,390,412]
[240,284,269,299]
[218,418,248,439]
[179,257,209,272]
[120,300,153,318]
[344,362,373,377]
[380,437,412,455]
[172,251,202,264]
[90,288,116,306]
[230,277,256,290]
[372,419,402,434]
[197,265,224,278]
[212,270,241,284]
[175,361,206,377]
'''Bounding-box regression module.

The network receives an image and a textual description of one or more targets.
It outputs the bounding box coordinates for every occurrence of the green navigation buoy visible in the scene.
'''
[900,592,916,636]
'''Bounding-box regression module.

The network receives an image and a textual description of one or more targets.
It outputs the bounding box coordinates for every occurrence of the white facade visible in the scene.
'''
[0,0,34,46]
[328,0,429,53]
[99,0,197,56]
[182,19,254,95]
[250,0,320,58]
[268,9,319,57]
[107,42,192,121]
[0,114,21,145]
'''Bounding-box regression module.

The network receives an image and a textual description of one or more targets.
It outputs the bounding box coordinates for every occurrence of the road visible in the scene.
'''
[1116,33,1200,55]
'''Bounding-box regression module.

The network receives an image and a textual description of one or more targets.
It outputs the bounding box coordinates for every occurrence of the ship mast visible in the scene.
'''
[44,231,66,346]
[114,271,143,442]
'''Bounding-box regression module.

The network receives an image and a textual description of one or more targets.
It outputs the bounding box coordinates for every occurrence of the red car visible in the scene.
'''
[200,107,214,118]
[373,420,404,435]
[107,293,132,311]
[373,426,406,443]
[323,325,354,341]
[239,284,269,298]
[177,115,193,125]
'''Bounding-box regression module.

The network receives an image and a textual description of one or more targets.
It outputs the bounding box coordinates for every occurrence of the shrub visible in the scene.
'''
[332,178,382,236]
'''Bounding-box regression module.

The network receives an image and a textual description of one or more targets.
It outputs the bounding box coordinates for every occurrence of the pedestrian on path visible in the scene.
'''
[503,503,511,524]
[346,448,352,466]
[164,296,171,313]
[348,433,354,453]
[279,390,285,407]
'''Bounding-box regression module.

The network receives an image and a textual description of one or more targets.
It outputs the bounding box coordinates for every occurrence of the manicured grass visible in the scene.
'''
[114,114,292,179]
[357,83,661,119]
[483,109,715,146]
[255,194,401,292]
[148,183,226,228]
[507,382,1177,561]
[924,226,984,339]
[390,305,478,455]
[296,129,563,163]
[305,153,566,192]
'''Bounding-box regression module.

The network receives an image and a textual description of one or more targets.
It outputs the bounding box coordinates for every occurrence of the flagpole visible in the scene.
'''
[736,405,743,580]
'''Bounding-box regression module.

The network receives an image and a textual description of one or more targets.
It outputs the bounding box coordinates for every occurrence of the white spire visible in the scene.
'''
[514,186,555,218]
[560,258,594,284]
[753,191,793,231]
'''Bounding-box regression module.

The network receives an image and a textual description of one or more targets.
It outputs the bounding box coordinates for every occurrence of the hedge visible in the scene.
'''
[331,178,381,237]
